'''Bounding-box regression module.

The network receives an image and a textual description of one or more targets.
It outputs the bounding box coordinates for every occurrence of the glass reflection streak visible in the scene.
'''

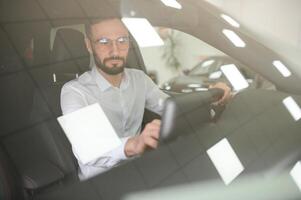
[290,161,301,191]
[283,96,301,121]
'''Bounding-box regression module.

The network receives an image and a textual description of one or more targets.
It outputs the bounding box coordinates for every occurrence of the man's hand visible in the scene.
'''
[124,119,161,157]
[209,82,232,105]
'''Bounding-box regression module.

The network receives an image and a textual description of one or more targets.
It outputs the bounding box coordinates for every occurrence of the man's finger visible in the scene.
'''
[148,129,160,140]
[145,125,160,133]
[151,119,161,126]
[144,137,159,149]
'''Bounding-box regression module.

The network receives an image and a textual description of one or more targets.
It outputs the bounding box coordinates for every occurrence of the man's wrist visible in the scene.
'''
[124,136,137,157]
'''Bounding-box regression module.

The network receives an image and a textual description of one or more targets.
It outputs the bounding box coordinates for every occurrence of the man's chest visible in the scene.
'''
[83,85,146,119]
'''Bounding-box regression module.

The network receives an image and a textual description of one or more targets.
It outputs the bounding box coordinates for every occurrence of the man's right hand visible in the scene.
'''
[124,119,161,157]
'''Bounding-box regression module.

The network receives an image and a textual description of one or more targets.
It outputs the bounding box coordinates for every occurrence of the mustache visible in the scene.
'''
[103,56,125,64]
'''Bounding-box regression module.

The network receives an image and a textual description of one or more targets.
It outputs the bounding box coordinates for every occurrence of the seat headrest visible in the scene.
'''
[51,28,89,65]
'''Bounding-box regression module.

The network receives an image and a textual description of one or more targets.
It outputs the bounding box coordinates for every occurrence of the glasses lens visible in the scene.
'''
[96,37,129,50]
[98,37,110,45]
[116,36,129,50]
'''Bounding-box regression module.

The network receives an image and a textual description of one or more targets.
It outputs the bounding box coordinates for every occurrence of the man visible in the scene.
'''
[61,18,231,180]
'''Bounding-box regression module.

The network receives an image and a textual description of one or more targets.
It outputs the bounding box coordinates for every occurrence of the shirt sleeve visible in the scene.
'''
[143,73,169,115]
[60,83,88,115]
[60,83,131,179]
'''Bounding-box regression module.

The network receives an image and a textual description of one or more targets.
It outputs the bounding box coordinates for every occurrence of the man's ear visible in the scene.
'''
[85,38,93,54]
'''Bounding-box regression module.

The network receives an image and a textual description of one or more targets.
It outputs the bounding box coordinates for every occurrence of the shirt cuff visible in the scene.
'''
[118,136,131,160]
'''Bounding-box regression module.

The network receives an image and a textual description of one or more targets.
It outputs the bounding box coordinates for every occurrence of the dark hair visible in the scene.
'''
[85,16,121,39]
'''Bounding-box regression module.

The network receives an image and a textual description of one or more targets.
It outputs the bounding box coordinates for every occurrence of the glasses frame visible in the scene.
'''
[94,36,130,50]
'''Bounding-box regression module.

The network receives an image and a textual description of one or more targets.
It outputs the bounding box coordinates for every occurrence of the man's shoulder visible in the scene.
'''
[62,70,93,90]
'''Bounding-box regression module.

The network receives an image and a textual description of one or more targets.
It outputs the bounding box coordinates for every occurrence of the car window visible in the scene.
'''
[139,28,276,93]
[189,58,220,75]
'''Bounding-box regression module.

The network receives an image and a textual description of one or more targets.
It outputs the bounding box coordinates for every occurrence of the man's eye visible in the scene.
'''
[117,37,129,44]
[98,38,110,45]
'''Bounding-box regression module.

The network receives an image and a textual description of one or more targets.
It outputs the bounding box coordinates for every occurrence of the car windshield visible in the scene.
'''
[1,0,301,200]
[189,59,218,75]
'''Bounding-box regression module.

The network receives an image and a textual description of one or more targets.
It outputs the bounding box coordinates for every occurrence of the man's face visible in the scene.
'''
[86,19,130,75]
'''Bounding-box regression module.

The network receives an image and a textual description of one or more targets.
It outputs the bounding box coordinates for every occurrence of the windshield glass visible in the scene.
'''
[0,0,301,199]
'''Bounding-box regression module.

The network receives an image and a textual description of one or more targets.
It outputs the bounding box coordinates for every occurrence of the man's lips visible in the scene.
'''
[109,60,122,64]
[105,59,124,66]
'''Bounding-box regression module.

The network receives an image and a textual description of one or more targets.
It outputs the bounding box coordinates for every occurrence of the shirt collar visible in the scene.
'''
[92,66,130,92]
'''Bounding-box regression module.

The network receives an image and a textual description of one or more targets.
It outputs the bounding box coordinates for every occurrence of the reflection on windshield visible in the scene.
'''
[202,59,215,68]
[187,83,202,88]
[189,60,216,75]
[273,60,292,78]
[222,29,246,48]
[290,161,301,191]
[207,138,244,185]
[209,71,222,79]
[221,14,240,28]
[160,0,182,9]
[221,64,249,91]
[282,96,301,121]
[122,18,164,47]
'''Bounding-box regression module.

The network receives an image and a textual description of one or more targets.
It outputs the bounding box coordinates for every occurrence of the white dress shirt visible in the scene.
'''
[60,66,168,180]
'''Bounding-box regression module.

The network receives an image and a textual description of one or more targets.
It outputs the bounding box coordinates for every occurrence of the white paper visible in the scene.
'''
[57,103,121,165]
[207,138,244,185]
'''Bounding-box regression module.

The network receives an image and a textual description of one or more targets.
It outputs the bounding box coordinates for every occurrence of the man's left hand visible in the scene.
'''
[209,82,232,105]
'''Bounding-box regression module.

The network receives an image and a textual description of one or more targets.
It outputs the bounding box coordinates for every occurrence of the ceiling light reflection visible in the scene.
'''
[221,14,240,28]
[209,71,222,79]
[53,73,57,83]
[221,64,249,91]
[283,96,301,121]
[122,18,164,48]
[207,138,244,185]
[188,83,202,88]
[273,60,292,77]
[195,88,208,92]
[223,29,246,48]
[201,59,215,67]
[290,161,301,191]
[161,0,182,9]
[182,88,193,93]
[165,86,171,90]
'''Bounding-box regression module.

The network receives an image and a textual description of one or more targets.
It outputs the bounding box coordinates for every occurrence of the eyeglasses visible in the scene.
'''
[94,36,130,50]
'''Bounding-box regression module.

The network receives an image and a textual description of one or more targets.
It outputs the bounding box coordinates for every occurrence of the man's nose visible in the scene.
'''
[109,41,120,56]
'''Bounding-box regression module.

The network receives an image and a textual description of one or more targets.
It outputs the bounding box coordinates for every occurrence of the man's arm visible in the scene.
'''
[60,84,88,115]
[60,83,131,178]
[127,72,232,158]
[121,73,170,158]
[124,119,161,157]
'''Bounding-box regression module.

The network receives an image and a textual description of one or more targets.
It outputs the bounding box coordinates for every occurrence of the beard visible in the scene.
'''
[93,53,126,75]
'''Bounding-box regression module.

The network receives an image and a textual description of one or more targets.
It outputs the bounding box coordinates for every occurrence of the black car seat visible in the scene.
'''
[0,28,90,198]
[0,143,24,200]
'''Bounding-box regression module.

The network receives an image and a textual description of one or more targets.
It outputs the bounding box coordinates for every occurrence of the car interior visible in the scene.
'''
[1,24,301,200]
[0,23,152,199]
[1,1,301,200]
